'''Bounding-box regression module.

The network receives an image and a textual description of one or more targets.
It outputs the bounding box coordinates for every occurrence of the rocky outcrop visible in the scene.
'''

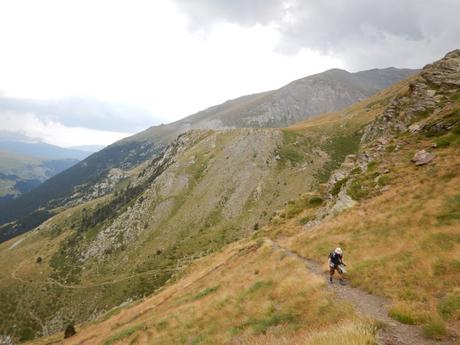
[362,49,460,143]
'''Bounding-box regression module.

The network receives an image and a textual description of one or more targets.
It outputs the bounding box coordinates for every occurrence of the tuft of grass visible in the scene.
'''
[250,312,297,334]
[192,285,220,301]
[377,175,390,187]
[245,280,274,295]
[102,323,145,345]
[422,318,447,340]
[437,194,460,225]
[304,322,376,345]
[299,215,315,225]
[347,179,370,201]
[388,305,417,325]
[438,292,460,320]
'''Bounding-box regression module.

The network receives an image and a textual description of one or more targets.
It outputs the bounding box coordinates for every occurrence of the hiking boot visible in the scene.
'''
[329,276,333,284]
[339,279,346,286]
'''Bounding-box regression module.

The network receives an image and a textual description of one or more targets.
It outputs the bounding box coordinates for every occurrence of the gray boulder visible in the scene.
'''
[411,150,434,166]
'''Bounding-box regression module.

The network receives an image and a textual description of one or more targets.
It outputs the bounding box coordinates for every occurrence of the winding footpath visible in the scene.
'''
[269,240,455,345]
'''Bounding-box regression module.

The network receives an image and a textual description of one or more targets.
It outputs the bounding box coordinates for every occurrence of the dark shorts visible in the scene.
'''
[329,264,342,274]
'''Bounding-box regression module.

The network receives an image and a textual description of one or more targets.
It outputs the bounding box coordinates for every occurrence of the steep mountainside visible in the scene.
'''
[0,150,78,203]
[0,122,348,341]
[9,49,460,345]
[132,67,417,144]
[0,67,416,243]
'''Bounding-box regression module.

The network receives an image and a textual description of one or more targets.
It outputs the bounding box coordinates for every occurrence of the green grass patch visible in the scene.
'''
[102,323,145,345]
[250,312,297,334]
[377,175,390,187]
[347,179,370,201]
[278,147,304,164]
[438,292,460,320]
[232,311,297,335]
[299,215,315,225]
[317,130,362,182]
[245,280,274,295]
[192,285,220,301]
[388,306,417,325]
[437,194,460,225]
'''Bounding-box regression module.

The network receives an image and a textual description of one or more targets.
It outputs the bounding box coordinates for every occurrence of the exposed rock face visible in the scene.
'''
[411,150,434,166]
[64,168,127,208]
[304,50,460,225]
[361,49,460,143]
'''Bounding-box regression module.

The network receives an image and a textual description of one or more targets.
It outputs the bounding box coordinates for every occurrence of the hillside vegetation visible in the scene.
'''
[0,50,458,345]
[0,67,415,242]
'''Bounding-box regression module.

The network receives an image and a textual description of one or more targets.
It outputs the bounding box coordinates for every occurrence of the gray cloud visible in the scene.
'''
[173,0,460,69]
[174,0,286,29]
[0,97,159,133]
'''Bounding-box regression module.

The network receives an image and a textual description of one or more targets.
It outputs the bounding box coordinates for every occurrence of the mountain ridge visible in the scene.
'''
[0,66,417,242]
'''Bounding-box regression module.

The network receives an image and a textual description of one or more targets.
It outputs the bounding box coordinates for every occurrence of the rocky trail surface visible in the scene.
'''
[269,240,456,345]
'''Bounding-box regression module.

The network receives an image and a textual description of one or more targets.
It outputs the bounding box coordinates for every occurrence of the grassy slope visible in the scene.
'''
[0,127,331,342]
[27,239,374,345]
[10,69,460,344]
[18,81,410,345]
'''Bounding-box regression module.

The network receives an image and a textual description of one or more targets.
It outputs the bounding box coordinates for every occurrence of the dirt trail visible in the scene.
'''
[269,240,455,345]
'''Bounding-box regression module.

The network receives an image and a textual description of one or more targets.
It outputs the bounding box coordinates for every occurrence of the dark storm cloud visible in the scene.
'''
[173,0,460,69]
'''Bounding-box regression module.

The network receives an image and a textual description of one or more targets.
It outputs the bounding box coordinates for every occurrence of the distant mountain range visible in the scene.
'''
[0,141,104,202]
[0,141,94,160]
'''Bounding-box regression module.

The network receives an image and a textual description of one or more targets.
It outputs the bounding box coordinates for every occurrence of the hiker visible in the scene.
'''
[328,247,346,284]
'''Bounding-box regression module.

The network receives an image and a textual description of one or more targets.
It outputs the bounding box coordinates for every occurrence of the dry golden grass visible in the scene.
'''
[281,140,460,329]
[27,239,370,345]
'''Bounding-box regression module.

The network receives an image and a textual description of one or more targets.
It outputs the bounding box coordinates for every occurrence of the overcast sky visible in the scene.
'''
[0,0,459,147]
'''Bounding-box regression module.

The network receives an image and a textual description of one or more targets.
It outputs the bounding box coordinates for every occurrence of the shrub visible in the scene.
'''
[308,196,323,207]
[64,324,76,339]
